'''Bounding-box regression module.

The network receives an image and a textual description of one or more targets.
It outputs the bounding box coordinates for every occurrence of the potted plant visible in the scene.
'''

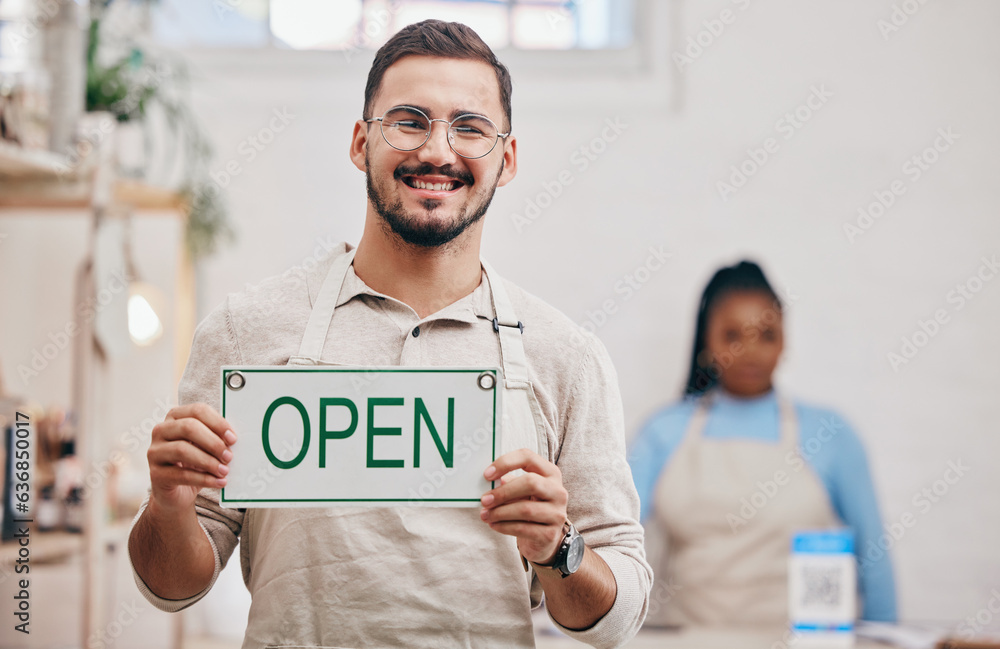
[85,0,235,259]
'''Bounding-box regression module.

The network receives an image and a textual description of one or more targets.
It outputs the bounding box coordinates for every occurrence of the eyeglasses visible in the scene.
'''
[365,105,510,160]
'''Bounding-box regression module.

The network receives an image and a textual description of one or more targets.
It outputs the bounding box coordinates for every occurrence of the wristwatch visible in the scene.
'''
[529,520,585,578]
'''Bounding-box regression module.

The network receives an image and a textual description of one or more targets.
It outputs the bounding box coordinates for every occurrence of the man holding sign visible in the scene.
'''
[128,19,651,649]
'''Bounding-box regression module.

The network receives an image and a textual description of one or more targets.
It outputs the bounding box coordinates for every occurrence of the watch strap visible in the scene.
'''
[526,521,577,578]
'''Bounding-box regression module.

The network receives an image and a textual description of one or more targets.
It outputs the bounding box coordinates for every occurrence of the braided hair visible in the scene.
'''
[683,260,782,397]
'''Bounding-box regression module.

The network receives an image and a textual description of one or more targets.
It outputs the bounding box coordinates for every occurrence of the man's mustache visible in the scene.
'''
[393,163,475,187]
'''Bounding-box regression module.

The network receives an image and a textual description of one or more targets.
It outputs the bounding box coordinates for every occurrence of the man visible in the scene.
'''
[128,20,650,649]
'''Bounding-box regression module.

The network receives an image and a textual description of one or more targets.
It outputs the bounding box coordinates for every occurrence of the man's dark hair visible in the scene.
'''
[363,20,512,131]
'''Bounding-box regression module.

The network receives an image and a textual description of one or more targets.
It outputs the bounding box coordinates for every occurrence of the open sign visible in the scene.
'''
[220,367,501,507]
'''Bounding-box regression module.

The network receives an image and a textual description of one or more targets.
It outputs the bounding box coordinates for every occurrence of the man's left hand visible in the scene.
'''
[480,448,568,565]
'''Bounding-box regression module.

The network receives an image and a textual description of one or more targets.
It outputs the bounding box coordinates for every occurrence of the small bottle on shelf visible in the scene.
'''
[36,484,61,532]
[64,486,84,533]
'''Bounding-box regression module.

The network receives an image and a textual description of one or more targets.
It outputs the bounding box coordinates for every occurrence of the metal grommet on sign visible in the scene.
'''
[226,371,246,391]
[477,372,496,391]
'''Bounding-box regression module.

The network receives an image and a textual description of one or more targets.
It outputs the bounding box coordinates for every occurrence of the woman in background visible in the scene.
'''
[629,260,897,625]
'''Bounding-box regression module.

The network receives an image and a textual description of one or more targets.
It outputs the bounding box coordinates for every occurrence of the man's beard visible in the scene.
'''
[365,151,503,248]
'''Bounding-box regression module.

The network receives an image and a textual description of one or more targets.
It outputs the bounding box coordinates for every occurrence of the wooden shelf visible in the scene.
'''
[115,179,188,212]
[0,177,96,207]
[0,140,77,179]
[0,531,80,567]
[0,519,133,567]
[0,141,186,211]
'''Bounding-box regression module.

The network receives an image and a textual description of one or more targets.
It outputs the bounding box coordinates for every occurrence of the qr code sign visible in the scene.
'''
[788,553,855,622]
[800,565,842,607]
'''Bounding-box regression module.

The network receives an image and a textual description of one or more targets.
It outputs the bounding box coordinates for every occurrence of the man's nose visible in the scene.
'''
[417,120,459,166]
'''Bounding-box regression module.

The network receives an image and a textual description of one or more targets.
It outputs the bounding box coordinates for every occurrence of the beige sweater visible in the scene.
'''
[129,242,651,649]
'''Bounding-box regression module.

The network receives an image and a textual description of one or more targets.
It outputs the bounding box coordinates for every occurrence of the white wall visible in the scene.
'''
[0,211,184,647]
[3,0,997,634]
[179,0,1000,624]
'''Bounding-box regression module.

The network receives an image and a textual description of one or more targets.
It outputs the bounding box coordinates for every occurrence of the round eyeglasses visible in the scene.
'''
[365,106,510,160]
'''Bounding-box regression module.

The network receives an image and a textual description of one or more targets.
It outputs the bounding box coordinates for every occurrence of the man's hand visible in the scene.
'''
[479,448,568,565]
[479,448,618,631]
[147,403,237,513]
[131,403,237,601]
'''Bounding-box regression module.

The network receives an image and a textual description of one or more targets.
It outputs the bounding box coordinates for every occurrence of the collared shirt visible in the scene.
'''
[129,242,651,649]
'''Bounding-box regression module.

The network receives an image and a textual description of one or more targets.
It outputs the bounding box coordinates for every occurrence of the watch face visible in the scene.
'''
[566,534,585,573]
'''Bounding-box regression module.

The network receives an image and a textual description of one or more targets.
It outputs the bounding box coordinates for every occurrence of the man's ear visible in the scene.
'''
[349,120,369,173]
[496,135,517,188]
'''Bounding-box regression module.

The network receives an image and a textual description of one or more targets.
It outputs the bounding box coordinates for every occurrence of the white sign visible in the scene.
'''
[220,366,501,508]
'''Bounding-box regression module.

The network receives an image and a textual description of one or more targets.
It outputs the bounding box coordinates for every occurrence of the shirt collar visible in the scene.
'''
[713,387,778,408]
[331,261,494,325]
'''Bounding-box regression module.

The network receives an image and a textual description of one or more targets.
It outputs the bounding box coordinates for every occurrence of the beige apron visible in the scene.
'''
[238,247,554,649]
[645,393,838,626]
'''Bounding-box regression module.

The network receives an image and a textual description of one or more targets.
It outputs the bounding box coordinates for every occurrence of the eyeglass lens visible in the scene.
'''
[381,107,500,158]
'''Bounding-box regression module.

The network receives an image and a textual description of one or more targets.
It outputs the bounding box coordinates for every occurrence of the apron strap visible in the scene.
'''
[480,259,528,384]
[776,395,798,447]
[297,247,357,360]
[687,395,711,440]
[689,391,797,444]
[296,248,529,386]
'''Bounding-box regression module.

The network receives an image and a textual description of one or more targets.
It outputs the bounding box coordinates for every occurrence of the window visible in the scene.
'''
[152,0,634,51]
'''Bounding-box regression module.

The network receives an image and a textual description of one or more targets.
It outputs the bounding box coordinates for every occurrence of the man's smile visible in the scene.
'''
[393,163,475,200]
[400,174,465,196]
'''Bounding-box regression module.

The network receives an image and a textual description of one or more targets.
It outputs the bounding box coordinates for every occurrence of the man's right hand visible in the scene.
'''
[132,403,234,600]
[147,403,237,513]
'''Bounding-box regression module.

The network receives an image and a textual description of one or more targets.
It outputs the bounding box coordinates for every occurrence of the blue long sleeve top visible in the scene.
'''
[628,388,897,622]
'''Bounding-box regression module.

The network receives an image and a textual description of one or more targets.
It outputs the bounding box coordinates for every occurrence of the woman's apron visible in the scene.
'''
[645,393,838,626]
[238,247,554,649]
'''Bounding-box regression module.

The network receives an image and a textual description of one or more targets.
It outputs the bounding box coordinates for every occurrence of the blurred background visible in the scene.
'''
[0,0,997,647]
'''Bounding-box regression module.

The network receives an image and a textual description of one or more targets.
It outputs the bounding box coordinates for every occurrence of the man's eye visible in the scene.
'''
[391,120,426,130]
